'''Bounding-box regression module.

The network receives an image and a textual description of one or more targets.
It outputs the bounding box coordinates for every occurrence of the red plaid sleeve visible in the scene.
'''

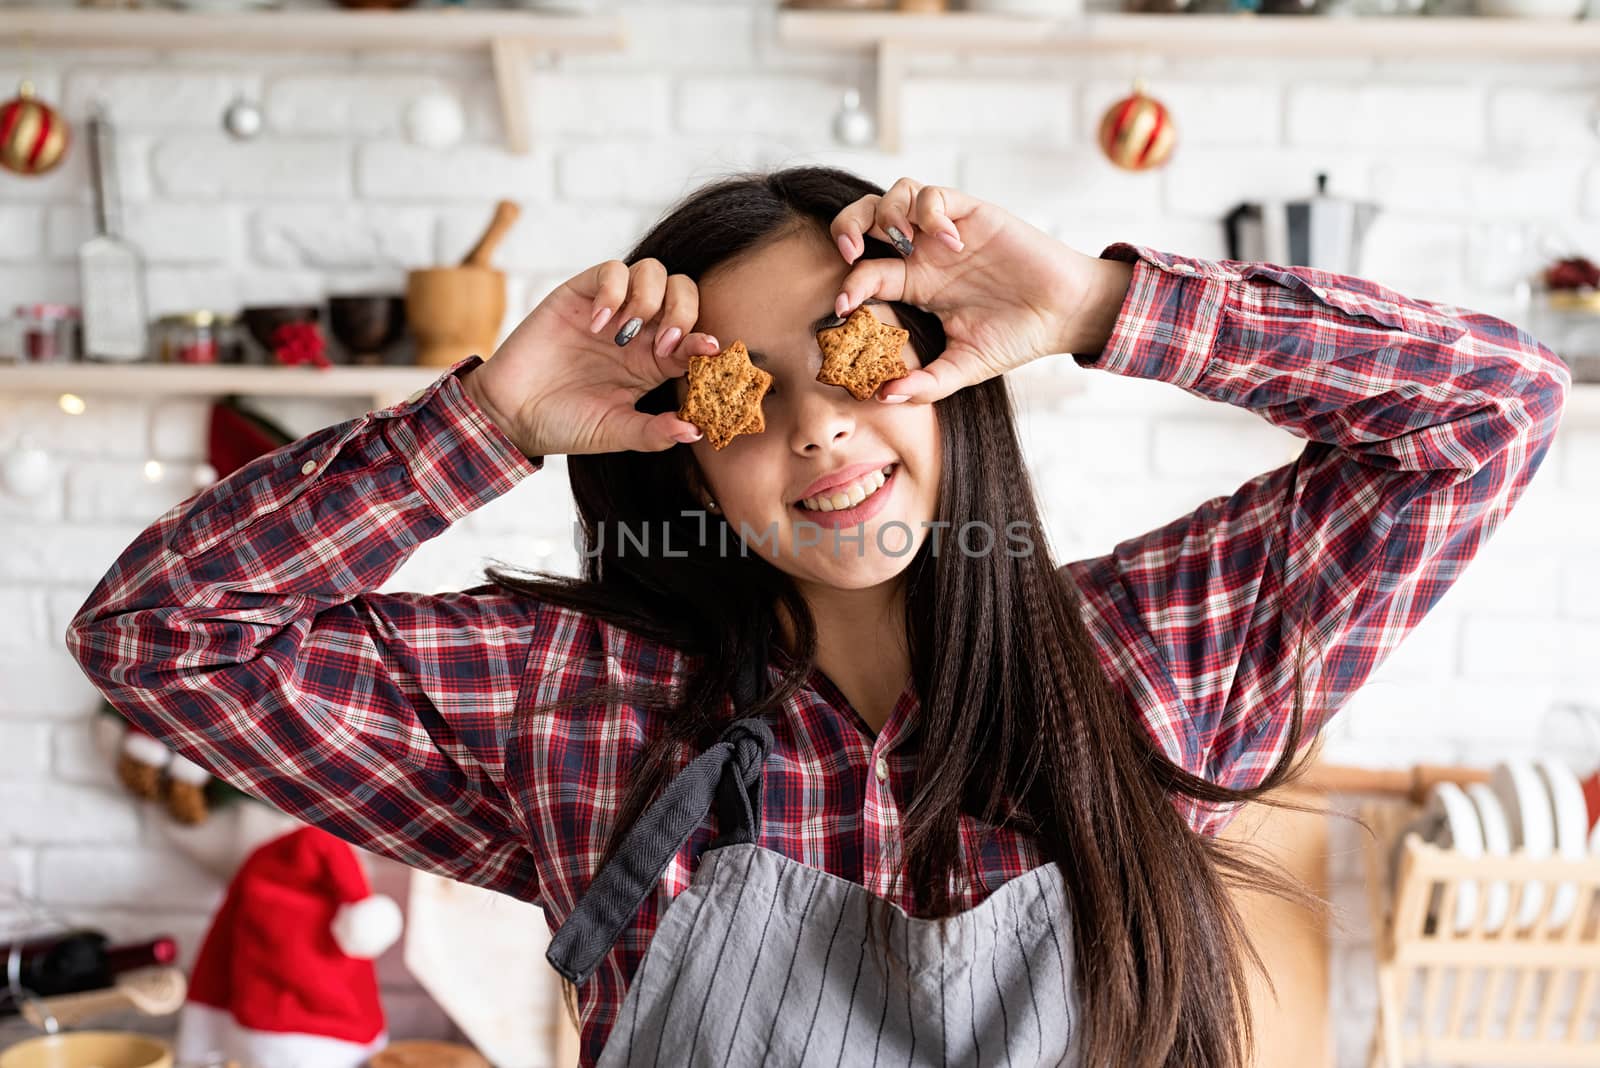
[1064,244,1572,836]
[65,354,563,902]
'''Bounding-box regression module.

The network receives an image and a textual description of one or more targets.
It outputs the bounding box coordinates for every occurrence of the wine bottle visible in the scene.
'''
[0,930,178,1012]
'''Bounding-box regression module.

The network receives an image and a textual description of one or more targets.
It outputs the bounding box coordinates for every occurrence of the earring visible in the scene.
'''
[705,499,718,511]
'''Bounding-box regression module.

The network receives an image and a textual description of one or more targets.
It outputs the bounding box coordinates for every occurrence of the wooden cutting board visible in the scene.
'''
[1218,783,1333,1068]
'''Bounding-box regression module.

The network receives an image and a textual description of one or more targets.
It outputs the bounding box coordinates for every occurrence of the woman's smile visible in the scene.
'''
[791,462,899,528]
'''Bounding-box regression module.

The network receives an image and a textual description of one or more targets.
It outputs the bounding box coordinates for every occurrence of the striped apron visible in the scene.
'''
[546,716,1082,1067]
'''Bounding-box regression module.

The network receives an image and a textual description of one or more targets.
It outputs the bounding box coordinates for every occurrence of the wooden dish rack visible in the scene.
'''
[1358,792,1600,1066]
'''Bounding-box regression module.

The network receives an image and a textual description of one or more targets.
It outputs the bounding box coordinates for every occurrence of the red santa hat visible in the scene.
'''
[176,825,404,1068]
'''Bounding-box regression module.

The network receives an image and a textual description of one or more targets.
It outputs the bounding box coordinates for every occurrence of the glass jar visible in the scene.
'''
[16,304,80,363]
[158,311,222,364]
[1528,288,1600,384]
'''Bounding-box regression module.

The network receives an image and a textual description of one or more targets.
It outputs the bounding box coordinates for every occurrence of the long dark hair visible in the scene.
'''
[486,165,1334,1068]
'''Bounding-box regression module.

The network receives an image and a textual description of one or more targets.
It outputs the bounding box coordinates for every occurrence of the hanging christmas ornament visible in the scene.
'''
[404,91,464,151]
[831,88,875,149]
[1,436,53,499]
[0,79,70,176]
[1097,79,1176,173]
[222,93,264,141]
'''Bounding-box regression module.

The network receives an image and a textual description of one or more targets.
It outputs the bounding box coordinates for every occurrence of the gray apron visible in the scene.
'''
[546,715,1083,1067]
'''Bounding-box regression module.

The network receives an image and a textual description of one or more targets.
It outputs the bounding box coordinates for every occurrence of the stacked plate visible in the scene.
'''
[1403,759,1595,935]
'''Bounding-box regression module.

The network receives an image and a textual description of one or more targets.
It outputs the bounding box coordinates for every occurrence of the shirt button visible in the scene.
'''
[1172,263,1197,274]
[874,756,890,783]
[299,460,317,475]
[405,387,426,404]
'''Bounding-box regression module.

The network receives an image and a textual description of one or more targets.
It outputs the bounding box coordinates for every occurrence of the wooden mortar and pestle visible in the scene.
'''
[406,200,520,368]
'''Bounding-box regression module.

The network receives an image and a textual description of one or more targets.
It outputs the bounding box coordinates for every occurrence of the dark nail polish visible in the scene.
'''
[614,316,643,346]
[886,225,914,256]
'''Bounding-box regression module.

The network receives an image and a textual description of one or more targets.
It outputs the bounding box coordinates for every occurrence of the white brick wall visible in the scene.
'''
[1,1,1596,1060]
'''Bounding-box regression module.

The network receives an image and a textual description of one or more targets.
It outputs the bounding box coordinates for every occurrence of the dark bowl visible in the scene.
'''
[240,304,322,361]
[328,294,407,362]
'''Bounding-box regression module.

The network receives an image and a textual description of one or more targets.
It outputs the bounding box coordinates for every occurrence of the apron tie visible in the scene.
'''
[545,715,775,985]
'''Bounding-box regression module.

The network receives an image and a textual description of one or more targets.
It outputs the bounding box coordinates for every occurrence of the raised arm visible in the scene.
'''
[64,246,724,895]
[65,355,560,900]
[1062,244,1571,836]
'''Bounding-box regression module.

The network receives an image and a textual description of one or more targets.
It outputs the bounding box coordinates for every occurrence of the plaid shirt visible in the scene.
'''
[67,243,1569,1065]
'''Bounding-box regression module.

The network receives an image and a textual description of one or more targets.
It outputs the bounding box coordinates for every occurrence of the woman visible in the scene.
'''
[67,167,1568,1068]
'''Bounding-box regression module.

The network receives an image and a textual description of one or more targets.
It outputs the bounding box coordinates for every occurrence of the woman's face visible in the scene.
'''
[672,225,941,591]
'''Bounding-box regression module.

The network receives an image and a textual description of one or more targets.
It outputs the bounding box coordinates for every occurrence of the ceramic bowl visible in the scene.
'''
[0,1031,172,1068]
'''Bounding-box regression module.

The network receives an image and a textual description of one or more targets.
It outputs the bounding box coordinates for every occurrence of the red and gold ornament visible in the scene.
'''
[1097,80,1176,173]
[0,80,70,177]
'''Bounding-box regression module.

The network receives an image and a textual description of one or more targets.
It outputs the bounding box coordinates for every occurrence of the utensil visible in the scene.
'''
[240,304,321,364]
[405,200,518,368]
[0,1031,173,1068]
[459,200,520,269]
[328,294,407,366]
[368,1040,492,1068]
[1223,171,1379,275]
[19,967,188,1032]
[79,104,148,362]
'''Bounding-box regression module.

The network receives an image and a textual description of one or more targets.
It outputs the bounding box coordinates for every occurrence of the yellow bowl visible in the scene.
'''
[0,1032,173,1068]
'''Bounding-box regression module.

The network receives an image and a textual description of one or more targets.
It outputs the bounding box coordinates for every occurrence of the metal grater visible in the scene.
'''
[79,104,149,362]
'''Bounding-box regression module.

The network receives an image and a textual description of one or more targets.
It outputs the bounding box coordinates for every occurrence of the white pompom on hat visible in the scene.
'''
[332,891,404,960]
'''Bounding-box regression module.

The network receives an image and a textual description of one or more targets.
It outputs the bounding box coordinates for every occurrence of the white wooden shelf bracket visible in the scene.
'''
[492,37,535,156]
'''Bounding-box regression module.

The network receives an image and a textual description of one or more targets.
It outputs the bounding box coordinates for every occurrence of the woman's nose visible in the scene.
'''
[788,383,855,452]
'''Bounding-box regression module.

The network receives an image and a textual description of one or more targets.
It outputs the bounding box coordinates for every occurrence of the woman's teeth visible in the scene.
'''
[798,464,895,512]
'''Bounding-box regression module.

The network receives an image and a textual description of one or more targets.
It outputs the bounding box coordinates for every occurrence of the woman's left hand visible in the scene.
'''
[829,178,1129,404]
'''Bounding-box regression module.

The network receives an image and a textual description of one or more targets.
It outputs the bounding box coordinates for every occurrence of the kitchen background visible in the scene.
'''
[1,0,1598,1065]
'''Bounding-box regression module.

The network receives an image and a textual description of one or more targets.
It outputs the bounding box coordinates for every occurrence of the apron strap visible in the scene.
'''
[545,715,775,985]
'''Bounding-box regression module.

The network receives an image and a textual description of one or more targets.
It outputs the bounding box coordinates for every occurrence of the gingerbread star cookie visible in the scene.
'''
[677,339,773,450]
[815,305,911,401]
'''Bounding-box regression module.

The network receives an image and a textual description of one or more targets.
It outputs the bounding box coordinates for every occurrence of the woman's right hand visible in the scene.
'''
[462,258,718,457]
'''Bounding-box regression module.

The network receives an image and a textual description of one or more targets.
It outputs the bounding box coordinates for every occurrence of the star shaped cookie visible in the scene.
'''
[815,305,911,401]
[677,339,773,451]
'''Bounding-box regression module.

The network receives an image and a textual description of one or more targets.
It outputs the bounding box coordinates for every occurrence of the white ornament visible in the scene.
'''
[1,440,53,499]
[405,92,465,151]
[222,94,264,141]
[832,88,875,149]
[193,462,218,488]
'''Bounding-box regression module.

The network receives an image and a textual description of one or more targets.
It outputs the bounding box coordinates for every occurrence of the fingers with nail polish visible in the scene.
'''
[614,316,643,346]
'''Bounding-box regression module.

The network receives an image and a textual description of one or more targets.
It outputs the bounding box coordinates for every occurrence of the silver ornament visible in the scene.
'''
[223,94,263,141]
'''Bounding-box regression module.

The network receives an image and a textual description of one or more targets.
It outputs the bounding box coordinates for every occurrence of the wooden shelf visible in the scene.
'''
[777,11,1600,151]
[0,362,443,409]
[5,8,628,154]
[778,11,1600,56]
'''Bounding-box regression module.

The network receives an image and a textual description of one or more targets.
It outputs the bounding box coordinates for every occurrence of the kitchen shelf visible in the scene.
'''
[776,11,1600,151]
[0,362,443,410]
[5,8,628,154]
